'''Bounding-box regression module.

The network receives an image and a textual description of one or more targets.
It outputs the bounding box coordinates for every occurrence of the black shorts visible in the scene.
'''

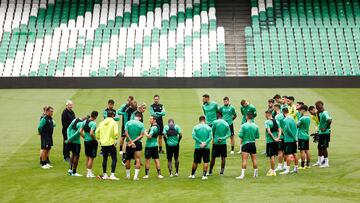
[229,124,234,136]
[284,142,297,155]
[145,147,159,159]
[84,140,98,158]
[212,144,227,158]
[298,139,309,150]
[121,124,126,137]
[278,139,284,151]
[41,135,53,150]
[241,143,256,154]
[166,145,179,160]
[266,142,278,157]
[69,143,81,155]
[318,134,330,149]
[125,141,143,160]
[193,148,210,163]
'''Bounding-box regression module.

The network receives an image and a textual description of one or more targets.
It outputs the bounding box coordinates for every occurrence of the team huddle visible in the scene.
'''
[37,94,333,180]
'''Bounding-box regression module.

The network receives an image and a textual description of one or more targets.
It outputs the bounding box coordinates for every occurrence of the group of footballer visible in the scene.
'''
[37,93,332,181]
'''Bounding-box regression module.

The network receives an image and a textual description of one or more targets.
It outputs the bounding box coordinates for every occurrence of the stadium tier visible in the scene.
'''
[0,0,226,77]
[247,0,360,76]
[0,0,359,77]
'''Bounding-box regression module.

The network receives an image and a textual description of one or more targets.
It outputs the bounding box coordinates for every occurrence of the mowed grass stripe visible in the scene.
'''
[0,89,77,166]
[0,89,359,203]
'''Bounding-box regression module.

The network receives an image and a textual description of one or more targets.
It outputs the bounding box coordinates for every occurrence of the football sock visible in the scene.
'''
[231,146,234,151]
[306,161,310,166]
[175,160,179,173]
[126,169,130,177]
[134,169,140,178]
[191,168,196,175]
[145,169,149,175]
[220,168,225,174]
[157,169,161,175]
[241,169,246,176]
[203,170,207,177]
[254,169,258,177]
[301,161,305,167]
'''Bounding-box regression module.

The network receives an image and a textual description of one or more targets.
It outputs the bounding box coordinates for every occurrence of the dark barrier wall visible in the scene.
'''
[0,77,360,88]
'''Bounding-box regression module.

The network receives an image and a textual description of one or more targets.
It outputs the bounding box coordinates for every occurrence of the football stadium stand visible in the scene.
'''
[0,0,359,77]
[0,0,226,77]
[247,0,360,76]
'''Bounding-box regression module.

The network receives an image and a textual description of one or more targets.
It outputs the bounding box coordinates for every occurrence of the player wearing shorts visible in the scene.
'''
[96,111,119,180]
[163,119,182,177]
[125,112,145,181]
[264,110,281,177]
[295,102,305,122]
[280,108,299,175]
[143,117,163,179]
[66,117,86,177]
[274,104,286,171]
[218,97,237,154]
[240,100,257,124]
[150,95,166,154]
[103,99,120,121]
[117,96,134,156]
[37,106,55,169]
[189,116,212,180]
[268,99,276,118]
[287,96,297,120]
[202,94,218,127]
[280,96,289,111]
[80,111,98,178]
[130,102,146,122]
[236,112,259,179]
[209,112,231,176]
[315,101,332,168]
[297,105,311,169]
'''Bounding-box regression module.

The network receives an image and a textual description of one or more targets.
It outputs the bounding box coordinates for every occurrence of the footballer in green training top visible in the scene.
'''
[274,103,286,171]
[202,94,218,126]
[209,112,231,176]
[189,116,213,180]
[240,99,257,124]
[315,100,332,168]
[66,116,86,177]
[80,111,98,178]
[163,119,182,177]
[117,96,134,156]
[297,105,311,169]
[264,110,281,177]
[236,112,259,180]
[103,99,120,121]
[38,106,55,169]
[218,97,237,154]
[280,108,299,175]
[143,116,163,179]
[125,112,145,181]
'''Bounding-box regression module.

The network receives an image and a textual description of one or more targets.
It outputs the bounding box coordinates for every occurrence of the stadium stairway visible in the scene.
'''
[216,0,251,76]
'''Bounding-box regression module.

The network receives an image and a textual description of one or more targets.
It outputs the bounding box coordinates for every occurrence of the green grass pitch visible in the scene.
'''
[0,88,359,202]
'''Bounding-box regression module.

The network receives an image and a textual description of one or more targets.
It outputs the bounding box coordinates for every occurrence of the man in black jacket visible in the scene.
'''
[61,100,75,162]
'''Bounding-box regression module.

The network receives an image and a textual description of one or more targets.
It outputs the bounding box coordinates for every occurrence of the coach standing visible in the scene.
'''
[62,100,75,162]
